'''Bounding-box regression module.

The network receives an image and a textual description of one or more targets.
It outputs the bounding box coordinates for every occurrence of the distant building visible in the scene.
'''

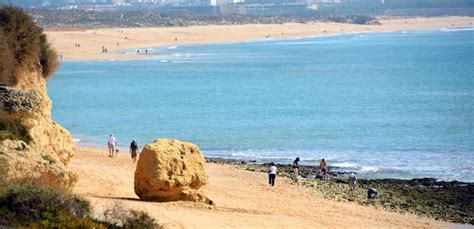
[306,3,318,9]
[343,0,383,3]
[306,0,382,3]
[219,3,307,15]
[307,0,342,3]
[212,0,234,6]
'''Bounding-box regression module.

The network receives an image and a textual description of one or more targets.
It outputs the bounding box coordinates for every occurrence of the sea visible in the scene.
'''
[48,27,474,182]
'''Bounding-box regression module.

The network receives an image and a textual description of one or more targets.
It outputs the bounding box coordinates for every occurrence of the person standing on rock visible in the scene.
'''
[348,173,358,196]
[293,157,300,183]
[107,134,117,158]
[129,139,140,164]
[320,159,328,180]
[268,162,277,187]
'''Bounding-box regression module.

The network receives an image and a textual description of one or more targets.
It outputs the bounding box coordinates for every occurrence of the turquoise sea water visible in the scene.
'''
[48,28,474,182]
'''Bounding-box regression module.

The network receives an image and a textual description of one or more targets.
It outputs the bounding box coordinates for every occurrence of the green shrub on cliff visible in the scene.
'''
[0,118,31,143]
[0,182,96,227]
[0,181,161,228]
[0,6,58,86]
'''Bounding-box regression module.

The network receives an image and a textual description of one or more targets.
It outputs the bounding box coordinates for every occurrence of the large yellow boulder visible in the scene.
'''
[134,139,211,204]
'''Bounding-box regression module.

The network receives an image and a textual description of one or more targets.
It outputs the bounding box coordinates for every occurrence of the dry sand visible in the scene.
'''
[45,16,474,61]
[70,147,456,228]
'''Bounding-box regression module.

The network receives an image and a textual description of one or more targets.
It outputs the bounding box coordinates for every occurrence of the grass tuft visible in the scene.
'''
[0,118,32,144]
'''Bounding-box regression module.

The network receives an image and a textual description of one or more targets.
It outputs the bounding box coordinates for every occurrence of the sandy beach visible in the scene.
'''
[45,16,474,61]
[70,146,456,228]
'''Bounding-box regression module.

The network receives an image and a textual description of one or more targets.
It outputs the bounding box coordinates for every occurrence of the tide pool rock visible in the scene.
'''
[134,139,211,204]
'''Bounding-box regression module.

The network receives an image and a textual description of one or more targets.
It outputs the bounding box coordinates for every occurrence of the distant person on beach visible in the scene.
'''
[107,134,117,158]
[129,139,140,164]
[293,157,300,183]
[348,173,358,195]
[320,159,328,179]
[268,162,277,186]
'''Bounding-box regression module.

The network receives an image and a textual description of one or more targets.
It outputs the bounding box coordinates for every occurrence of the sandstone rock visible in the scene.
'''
[0,9,76,190]
[0,85,42,114]
[0,140,77,189]
[0,61,75,189]
[134,139,211,204]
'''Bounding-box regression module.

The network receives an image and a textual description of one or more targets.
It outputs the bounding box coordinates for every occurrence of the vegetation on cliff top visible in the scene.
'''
[0,6,58,86]
[0,6,58,143]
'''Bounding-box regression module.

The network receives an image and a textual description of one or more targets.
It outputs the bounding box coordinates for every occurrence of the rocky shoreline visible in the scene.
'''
[206,157,474,224]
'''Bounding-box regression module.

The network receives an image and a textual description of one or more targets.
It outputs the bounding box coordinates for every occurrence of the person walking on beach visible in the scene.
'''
[268,162,277,187]
[107,134,117,158]
[129,139,140,164]
[348,173,358,196]
[293,157,300,183]
[320,159,328,180]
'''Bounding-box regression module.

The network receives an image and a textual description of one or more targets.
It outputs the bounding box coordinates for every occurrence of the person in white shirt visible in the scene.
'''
[268,162,277,187]
[107,134,117,157]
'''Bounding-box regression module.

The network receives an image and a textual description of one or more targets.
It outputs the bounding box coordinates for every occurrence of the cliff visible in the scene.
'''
[0,7,76,189]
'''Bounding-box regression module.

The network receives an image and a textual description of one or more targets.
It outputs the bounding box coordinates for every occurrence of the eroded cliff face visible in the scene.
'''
[0,67,76,189]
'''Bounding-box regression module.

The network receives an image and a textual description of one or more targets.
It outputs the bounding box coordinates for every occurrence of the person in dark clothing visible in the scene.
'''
[293,157,300,183]
[129,139,140,164]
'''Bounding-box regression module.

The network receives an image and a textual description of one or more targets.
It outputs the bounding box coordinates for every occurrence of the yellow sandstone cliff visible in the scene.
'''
[0,7,76,189]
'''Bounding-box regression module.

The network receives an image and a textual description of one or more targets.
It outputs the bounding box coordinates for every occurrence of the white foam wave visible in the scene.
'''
[440,27,474,32]
[360,165,380,172]
[331,162,360,168]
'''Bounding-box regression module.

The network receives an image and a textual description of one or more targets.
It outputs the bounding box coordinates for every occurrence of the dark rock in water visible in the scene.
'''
[205,157,358,180]
[409,178,438,185]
